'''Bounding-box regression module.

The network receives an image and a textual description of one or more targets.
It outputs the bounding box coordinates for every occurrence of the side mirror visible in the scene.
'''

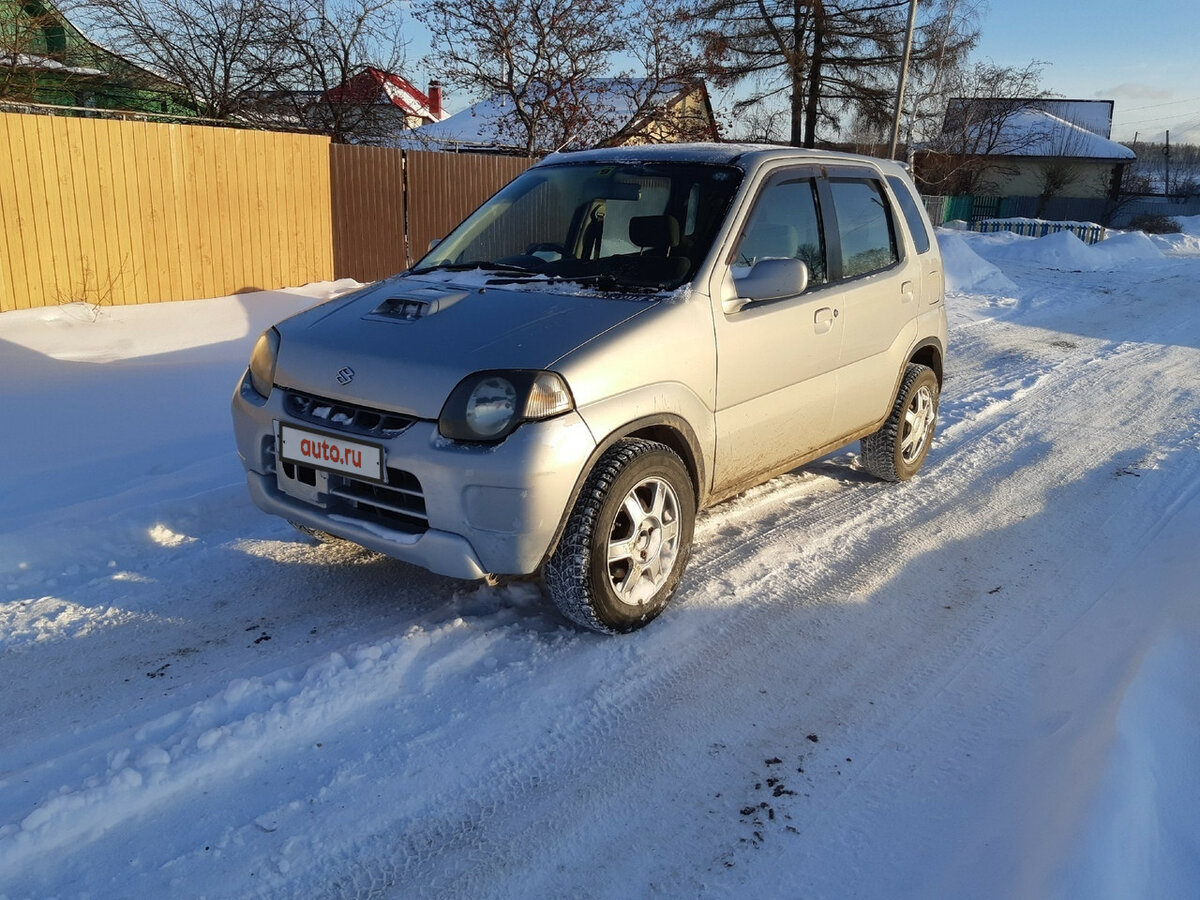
[428,237,443,252]
[725,258,809,314]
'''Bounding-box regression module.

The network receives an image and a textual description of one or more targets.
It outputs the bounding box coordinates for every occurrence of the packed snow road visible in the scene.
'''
[1,228,1198,898]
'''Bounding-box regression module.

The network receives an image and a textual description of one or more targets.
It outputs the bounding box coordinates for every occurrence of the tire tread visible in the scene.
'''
[544,439,689,634]
[860,363,938,482]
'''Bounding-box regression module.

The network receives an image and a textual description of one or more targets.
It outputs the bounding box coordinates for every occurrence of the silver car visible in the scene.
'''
[232,144,946,633]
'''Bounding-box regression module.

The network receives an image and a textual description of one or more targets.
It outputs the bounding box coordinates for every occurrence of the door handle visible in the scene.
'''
[814,306,836,334]
[901,280,914,304]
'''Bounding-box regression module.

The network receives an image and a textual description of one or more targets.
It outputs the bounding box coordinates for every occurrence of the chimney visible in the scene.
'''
[428,80,443,121]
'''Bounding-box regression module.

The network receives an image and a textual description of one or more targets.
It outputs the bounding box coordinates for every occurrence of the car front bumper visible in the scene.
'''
[231,373,597,579]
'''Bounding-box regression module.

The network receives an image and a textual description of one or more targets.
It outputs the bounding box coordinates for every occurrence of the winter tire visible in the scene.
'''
[544,439,696,634]
[860,363,939,482]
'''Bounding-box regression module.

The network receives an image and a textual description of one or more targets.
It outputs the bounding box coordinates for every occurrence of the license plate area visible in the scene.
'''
[278,423,384,483]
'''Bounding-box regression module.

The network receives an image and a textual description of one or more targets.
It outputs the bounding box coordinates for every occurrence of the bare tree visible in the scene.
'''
[918,59,1053,194]
[415,0,705,155]
[1030,112,1109,215]
[1124,139,1200,199]
[1,0,104,103]
[258,0,406,143]
[891,0,981,147]
[693,0,978,148]
[599,0,714,146]
[724,101,790,143]
[77,0,299,119]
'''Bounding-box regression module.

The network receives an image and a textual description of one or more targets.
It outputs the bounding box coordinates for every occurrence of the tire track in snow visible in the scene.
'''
[282,294,1200,895]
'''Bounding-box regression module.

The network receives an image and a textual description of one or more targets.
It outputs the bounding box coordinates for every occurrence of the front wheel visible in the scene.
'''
[544,439,696,634]
[860,363,940,482]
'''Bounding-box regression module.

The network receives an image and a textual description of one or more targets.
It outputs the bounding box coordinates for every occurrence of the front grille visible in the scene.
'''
[280,460,428,533]
[284,390,417,439]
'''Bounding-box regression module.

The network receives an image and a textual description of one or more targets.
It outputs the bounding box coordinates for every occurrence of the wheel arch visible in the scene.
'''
[909,337,944,386]
[538,413,706,570]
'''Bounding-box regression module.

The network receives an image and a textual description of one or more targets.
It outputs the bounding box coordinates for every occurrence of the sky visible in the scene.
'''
[971,0,1200,144]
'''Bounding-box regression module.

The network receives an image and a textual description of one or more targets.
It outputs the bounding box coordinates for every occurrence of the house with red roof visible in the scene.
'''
[321,68,449,131]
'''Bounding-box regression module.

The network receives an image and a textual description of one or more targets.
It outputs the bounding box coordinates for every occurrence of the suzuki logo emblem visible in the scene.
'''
[335,366,355,385]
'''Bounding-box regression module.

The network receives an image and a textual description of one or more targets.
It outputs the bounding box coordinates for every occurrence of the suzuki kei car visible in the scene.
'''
[232,144,947,633]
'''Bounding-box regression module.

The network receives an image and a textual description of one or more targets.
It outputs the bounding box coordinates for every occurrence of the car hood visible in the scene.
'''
[271,273,659,418]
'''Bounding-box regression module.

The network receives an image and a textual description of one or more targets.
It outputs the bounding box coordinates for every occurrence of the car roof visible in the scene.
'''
[536,142,911,177]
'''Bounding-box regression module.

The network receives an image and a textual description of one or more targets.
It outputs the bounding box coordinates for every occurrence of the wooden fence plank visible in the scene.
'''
[1,115,32,309]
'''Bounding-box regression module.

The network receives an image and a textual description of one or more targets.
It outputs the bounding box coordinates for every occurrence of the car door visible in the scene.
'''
[821,167,919,432]
[711,167,843,495]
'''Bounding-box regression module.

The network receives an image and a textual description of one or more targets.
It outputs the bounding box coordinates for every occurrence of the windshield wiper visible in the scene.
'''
[411,260,535,275]
[494,272,663,294]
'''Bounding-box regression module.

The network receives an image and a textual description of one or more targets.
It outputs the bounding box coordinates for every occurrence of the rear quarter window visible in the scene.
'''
[886,174,932,254]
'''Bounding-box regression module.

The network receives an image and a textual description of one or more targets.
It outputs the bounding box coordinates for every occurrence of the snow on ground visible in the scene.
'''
[1,232,1198,898]
[1149,214,1200,257]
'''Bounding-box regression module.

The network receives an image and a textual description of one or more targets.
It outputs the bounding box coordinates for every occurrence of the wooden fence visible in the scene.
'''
[0,111,535,312]
[330,143,405,285]
[328,146,531,283]
[0,111,333,311]
[405,150,532,268]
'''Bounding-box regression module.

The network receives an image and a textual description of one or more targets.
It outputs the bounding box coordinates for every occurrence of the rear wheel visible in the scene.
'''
[860,363,940,482]
[544,439,696,634]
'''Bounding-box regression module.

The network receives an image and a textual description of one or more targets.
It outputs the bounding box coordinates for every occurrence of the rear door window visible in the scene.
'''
[828,178,899,279]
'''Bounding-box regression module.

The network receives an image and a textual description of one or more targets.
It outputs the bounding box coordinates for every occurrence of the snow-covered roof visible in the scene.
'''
[941,105,1135,162]
[1032,100,1114,138]
[985,108,1135,160]
[948,98,1116,139]
[0,53,106,77]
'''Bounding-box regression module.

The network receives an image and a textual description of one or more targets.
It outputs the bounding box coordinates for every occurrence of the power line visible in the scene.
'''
[1118,95,1200,114]
[1114,107,1200,128]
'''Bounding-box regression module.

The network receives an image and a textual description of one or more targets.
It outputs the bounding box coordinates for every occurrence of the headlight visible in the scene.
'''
[248,328,280,399]
[440,371,574,442]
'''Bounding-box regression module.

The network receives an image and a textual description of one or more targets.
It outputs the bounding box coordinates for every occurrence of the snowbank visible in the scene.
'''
[1151,231,1200,256]
[1176,214,1200,236]
[937,231,1019,294]
[976,228,1165,272]
[0,280,359,362]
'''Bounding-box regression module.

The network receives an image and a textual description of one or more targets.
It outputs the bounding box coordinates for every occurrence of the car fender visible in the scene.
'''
[536,403,712,571]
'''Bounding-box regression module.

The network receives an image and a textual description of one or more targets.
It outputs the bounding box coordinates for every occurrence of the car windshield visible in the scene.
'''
[412,161,744,291]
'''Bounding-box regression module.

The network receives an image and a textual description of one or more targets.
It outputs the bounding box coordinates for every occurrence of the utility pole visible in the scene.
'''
[1163,130,1171,200]
[889,0,919,160]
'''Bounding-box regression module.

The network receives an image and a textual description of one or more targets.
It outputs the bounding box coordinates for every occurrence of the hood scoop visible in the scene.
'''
[365,287,470,323]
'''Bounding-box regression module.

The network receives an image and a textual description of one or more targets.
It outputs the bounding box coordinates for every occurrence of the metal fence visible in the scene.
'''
[973,219,1106,244]
[1108,196,1200,228]
[922,191,1200,236]
[328,146,533,284]
[922,194,1112,229]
